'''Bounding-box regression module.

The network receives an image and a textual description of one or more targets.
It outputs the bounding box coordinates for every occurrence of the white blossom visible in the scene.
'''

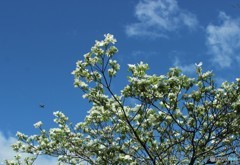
[33,121,43,128]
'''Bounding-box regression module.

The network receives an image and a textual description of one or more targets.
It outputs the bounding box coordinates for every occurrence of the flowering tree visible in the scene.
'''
[5,34,240,165]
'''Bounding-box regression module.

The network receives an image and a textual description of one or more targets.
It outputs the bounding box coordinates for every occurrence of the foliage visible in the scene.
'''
[5,34,240,165]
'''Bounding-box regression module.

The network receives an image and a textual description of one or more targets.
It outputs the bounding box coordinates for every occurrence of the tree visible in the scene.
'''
[5,34,240,165]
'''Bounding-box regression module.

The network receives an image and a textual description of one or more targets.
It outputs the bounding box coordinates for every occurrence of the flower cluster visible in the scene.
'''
[5,34,240,164]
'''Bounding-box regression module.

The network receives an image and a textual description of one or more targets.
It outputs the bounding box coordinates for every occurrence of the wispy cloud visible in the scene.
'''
[130,50,158,61]
[126,0,198,38]
[0,132,57,165]
[206,12,240,68]
[173,57,196,74]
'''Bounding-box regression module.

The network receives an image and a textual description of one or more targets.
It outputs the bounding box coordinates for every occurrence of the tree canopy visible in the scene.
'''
[5,34,240,165]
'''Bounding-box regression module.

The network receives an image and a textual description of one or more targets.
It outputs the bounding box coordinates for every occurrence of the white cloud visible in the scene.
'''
[206,12,240,68]
[0,131,57,165]
[173,57,196,74]
[126,0,198,38]
[0,132,16,163]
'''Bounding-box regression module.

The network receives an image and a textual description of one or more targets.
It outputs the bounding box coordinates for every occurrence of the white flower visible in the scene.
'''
[195,62,203,67]
[174,132,180,137]
[124,155,132,160]
[108,68,116,77]
[16,132,27,140]
[104,33,117,44]
[166,115,172,121]
[95,40,105,47]
[148,114,156,122]
[99,144,105,149]
[202,71,212,78]
[33,121,43,128]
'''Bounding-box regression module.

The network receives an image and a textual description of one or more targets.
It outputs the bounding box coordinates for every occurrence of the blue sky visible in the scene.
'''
[1,0,240,163]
